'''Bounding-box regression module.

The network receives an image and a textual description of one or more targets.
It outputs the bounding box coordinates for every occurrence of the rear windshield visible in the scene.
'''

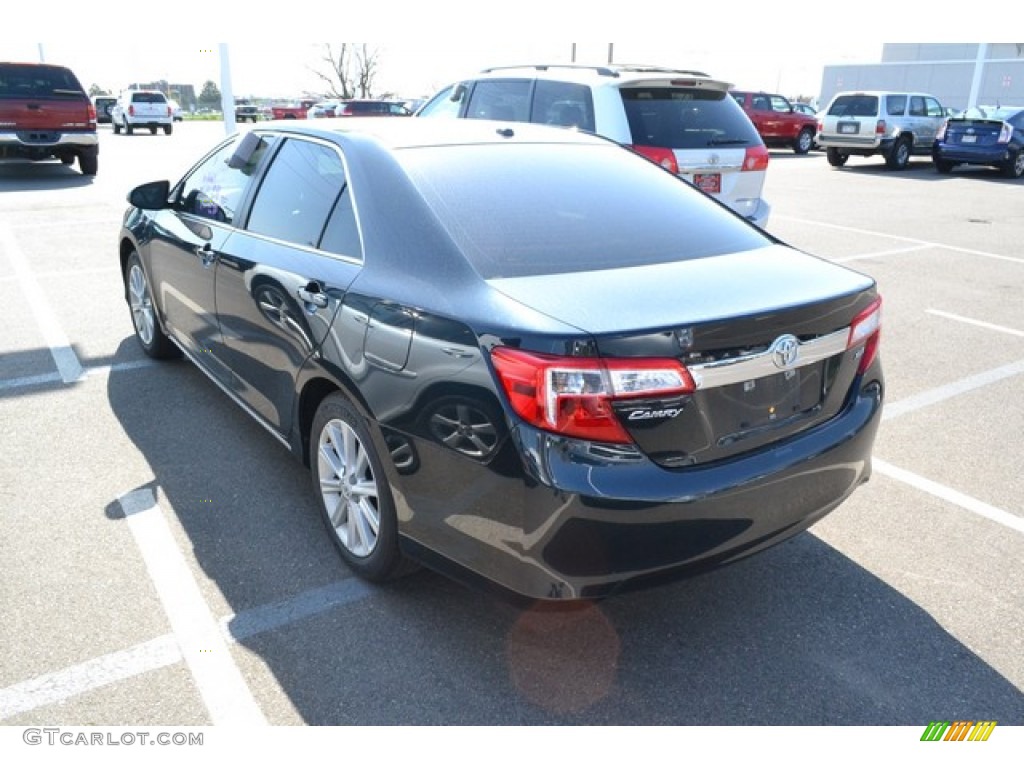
[132,92,167,103]
[620,87,762,149]
[827,95,880,117]
[399,142,769,279]
[0,64,85,99]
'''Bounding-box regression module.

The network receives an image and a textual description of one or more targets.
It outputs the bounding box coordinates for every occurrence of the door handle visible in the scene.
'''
[297,283,328,311]
[194,243,217,267]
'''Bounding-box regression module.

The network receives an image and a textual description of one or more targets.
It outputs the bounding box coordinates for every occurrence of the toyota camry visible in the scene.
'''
[118,118,883,601]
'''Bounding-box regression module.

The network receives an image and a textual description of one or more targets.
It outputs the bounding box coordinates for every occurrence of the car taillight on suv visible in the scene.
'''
[629,144,769,174]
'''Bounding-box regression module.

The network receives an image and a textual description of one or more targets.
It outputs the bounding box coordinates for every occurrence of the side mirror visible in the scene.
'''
[127,180,171,210]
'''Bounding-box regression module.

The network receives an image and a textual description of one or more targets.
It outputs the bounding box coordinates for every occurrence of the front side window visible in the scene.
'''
[415,85,463,119]
[770,95,792,113]
[175,136,269,224]
[465,79,531,122]
[247,138,347,248]
[924,97,944,118]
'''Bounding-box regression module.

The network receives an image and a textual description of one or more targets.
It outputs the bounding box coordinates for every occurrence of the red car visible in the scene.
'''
[731,91,818,154]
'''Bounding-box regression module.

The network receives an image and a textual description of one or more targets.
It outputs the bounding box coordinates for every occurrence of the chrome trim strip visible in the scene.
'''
[689,328,849,390]
[170,338,291,448]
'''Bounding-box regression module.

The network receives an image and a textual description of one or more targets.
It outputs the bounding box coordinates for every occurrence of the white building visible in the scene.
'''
[820,43,1024,112]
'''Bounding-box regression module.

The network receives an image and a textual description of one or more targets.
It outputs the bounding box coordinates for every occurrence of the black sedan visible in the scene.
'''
[118,118,883,601]
[933,105,1024,178]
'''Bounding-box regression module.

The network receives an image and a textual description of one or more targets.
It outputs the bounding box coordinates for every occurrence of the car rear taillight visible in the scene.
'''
[936,120,948,141]
[628,145,679,174]
[742,145,770,172]
[128,104,135,117]
[875,119,886,135]
[847,297,882,374]
[490,348,695,443]
[167,106,172,117]
[998,122,1013,143]
[340,104,353,116]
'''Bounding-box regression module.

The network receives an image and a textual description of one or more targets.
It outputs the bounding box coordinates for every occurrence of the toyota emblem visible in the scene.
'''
[770,334,800,369]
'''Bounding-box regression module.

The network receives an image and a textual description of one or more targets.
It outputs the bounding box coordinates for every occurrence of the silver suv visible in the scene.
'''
[416,64,771,227]
[817,90,946,170]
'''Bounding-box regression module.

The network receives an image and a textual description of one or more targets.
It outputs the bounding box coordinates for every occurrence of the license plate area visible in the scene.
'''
[960,134,977,143]
[838,121,859,134]
[693,173,721,194]
[714,363,825,442]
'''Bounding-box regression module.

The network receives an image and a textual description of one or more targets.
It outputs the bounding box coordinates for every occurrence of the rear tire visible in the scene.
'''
[113,121,121,135]
[311,393,414,582]
[793,127,814,155]
[79,151,98,176]
[1001,150,1024,178]
[826,148,848,167]
[885,136,912,170]
[164,124,173,135]
[149,126,157,135]
[124,119,133,136]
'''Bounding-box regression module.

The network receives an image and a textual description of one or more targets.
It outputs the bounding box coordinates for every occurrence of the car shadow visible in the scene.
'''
[105,338,1024,725]
[0,160,94,189]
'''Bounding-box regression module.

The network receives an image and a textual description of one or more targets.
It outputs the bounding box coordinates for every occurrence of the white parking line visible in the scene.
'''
[0,360,159,392]
[0,576,372,722]
[0,226,85,383]
[0,635,181,721]
[926,309,1024,338]
[777,216,1024,265]
[874,459,1024,534]
[882,357,1024,421]
[119,489,266,726]
[834,245,932,263]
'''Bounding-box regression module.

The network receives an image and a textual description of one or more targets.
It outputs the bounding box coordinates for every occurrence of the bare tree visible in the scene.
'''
[311,44,381,99]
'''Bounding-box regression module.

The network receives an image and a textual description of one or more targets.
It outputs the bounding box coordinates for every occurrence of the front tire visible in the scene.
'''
[164,124,173,135]
[886,136,912,169]
[311,393,411,582]
[125,252,178,359]
[793,127,814,155]
[826,148,848,167]
[1001,150,1024,178]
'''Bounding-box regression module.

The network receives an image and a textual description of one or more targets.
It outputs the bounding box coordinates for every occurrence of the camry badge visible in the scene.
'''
[770,334,800,369]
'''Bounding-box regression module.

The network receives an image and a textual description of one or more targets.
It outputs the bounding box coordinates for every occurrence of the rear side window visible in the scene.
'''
[0,64,84,99]
[828,95,879,117]
[530,80,595,132]
[247,139,347,248]
[620,87,761,149]
[886,94,907,115]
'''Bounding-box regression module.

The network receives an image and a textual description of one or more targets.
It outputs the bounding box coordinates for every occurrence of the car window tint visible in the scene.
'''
[176,136,267,224]
[0,64,83,98]
[908,96,926,117]
[465,79,531,122]
[531,80,595,132]
[247,139,346,247]
[620,87,761,149]
[132,93,166,104]
[770,96,790,112]
[401,143,769,279]
[829,95,878,117]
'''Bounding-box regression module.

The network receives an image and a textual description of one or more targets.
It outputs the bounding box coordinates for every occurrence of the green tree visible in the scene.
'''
[198,80,222,109]
[88,84,111,97]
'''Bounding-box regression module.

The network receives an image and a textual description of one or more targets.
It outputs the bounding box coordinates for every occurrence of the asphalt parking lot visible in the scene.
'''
[0,121,1022,728]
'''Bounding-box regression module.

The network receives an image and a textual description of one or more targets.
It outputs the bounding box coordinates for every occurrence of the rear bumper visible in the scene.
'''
[818,135,890,156]
[0,130,98,160]
[393,374,883,601]
[933,145,1013,165]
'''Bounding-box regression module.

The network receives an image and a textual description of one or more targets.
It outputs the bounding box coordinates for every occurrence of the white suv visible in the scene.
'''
[111,90,174,135]
[416,64,771,227]
[817,91,946,170]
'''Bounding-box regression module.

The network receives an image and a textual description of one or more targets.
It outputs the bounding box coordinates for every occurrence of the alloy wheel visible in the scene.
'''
[128,263,155,346]
[317,418,380,557]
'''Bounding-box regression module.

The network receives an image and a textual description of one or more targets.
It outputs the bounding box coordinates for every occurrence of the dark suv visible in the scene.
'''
[731,91,818,154]
[0,61,98,175]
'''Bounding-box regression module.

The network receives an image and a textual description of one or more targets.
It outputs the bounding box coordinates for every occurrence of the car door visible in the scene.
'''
[214,134,363,434]
[145,134,267,381]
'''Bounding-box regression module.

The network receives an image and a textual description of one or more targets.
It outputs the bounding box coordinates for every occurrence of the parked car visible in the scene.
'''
[118,118,883,601]
[731,91,818,154]
[111,89,174,135]
[333,99,412,117]
[933,105,1024,178]
[307,100,341,119]
[415,63,772,227]
[235,102,262,122]
[93,95,117,124]
[817,90,946,170]
[792,102,818,117]
[168,99,183,121]
[0,61,98,175]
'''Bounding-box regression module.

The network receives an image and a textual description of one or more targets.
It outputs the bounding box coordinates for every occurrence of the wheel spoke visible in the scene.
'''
[318,440,344,480]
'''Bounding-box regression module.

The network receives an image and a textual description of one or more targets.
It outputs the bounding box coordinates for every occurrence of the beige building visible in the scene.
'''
[820,43,1024,112]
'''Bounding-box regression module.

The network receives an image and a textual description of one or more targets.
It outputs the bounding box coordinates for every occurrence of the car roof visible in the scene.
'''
[459,63,733,91]
[254,115,614,150]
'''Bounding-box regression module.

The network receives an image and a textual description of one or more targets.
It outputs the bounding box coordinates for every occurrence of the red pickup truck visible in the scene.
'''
[270,99,319,120]
[0,61,98,175]
[731,91,818,155]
